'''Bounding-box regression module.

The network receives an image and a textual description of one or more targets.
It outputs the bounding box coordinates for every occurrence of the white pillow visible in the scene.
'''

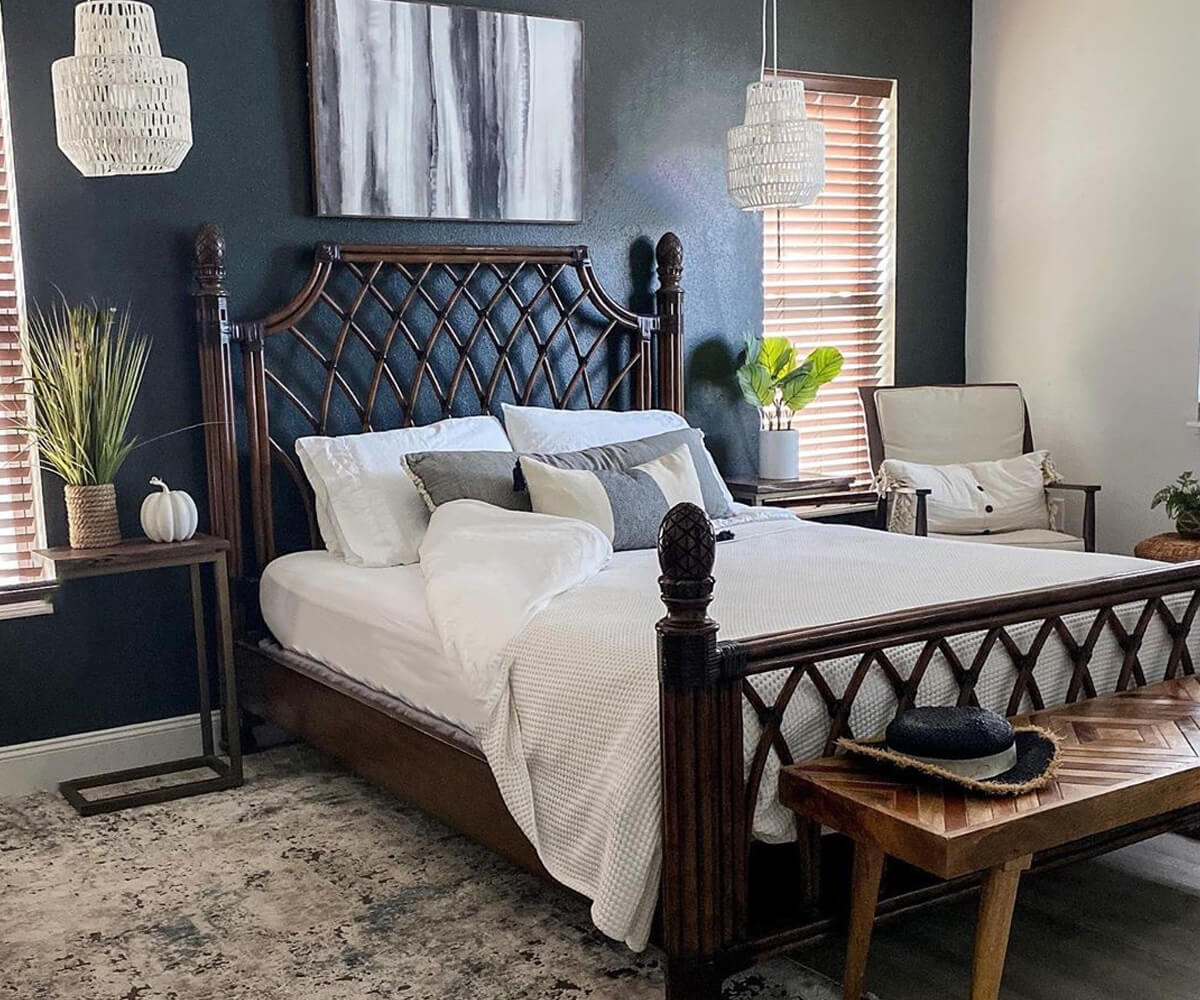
[296,416,511,566]
[501,404,736,511]
[879,451,1059,536]
[295,445,345,556]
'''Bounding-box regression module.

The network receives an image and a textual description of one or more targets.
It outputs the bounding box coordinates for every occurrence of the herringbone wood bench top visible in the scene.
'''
[779,676,1200,880]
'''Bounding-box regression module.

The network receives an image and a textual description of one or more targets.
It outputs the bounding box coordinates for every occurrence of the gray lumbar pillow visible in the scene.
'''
[405,450,531,512]
[405,427,733,518]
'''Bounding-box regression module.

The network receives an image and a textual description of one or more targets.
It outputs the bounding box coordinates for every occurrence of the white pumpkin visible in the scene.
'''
[140,477,198,543]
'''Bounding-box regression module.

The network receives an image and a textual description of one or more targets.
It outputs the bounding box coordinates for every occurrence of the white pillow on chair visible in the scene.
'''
[879,451,1060,536]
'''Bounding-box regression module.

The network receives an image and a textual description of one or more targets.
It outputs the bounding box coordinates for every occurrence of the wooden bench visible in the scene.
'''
[779,676,1200,1000]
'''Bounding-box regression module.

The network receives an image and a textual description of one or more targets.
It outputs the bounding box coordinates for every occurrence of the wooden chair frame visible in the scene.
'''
[193,228,1195,1000]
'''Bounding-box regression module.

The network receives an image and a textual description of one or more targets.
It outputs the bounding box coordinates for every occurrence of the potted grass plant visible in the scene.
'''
[22,300,150,548]
[736,335,844,480]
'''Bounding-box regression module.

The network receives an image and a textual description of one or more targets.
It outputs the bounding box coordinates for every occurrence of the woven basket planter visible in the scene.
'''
[65,483,122,549]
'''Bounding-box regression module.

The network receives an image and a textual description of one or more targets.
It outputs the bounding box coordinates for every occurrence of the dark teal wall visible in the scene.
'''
[0,0,971,746]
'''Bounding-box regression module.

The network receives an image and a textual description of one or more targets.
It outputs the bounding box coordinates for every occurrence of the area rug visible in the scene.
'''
[0,745,873,1000]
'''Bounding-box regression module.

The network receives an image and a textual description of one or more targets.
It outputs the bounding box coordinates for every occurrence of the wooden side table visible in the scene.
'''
[33,534,242,816]
[1134,532,1200,563]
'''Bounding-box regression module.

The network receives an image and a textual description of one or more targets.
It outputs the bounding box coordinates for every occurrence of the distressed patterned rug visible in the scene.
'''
[0,745,870,1000]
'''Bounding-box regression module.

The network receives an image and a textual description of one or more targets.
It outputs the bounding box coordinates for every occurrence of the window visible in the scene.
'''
[762,71,897,482]
[0,11,46,597]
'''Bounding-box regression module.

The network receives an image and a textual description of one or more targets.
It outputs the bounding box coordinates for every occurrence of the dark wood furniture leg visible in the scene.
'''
[970,855,1030,1000]
[842,842,885,1000]
[190,563,215,758]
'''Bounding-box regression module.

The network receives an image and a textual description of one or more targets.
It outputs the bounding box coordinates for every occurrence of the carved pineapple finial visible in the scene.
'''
[193,223,227,295]
[657,502,715,618]
[656,232,683,292]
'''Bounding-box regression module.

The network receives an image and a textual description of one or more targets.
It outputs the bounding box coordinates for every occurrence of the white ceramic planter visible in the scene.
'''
[758,429,800,480]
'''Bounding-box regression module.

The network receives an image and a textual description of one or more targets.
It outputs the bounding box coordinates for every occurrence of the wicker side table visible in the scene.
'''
[1134,532,1200,563]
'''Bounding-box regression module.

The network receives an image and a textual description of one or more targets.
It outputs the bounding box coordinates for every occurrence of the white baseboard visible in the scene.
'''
[0,714,221,798]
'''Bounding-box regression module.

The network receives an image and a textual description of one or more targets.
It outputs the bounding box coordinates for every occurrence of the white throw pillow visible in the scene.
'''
[879,451,1059,536]
[520,444,706,551]
[296,416,511,566]
[501,404,736,511]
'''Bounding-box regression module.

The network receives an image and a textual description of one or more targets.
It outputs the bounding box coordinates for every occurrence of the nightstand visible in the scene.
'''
[724,475,880,524]
[33,534,242,816]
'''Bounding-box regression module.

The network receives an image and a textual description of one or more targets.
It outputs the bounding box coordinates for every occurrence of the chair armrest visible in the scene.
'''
[1044,484,1100,551]
[1045,483,1102,493]
[878,486,931,537]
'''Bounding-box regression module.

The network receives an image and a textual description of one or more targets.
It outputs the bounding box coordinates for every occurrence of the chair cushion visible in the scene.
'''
[875,385,1027,465]
[929,529,1085,552]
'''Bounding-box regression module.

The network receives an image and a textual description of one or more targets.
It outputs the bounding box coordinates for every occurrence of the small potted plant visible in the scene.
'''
[736,335,844,480]
[21,300,150,548]
[1152,471,1200,539]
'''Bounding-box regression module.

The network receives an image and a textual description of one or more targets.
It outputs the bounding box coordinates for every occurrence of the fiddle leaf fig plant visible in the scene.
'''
[1152,471,1200,538]
[736,335,844,431]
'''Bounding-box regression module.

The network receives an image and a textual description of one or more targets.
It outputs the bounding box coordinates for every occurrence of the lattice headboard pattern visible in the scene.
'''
[192,225,685,590]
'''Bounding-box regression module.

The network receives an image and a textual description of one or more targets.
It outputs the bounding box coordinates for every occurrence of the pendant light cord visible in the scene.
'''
[759,0,768,81]
[759,0,780,81]
[773,0,779,76]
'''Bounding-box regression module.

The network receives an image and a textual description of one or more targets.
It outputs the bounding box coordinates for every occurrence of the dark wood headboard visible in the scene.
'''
[191,225,685,609]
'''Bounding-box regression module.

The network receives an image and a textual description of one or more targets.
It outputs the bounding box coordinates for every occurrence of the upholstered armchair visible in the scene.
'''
[859,384,1099,552]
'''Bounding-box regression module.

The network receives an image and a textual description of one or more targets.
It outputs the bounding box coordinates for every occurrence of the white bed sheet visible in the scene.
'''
[260,550,487,732]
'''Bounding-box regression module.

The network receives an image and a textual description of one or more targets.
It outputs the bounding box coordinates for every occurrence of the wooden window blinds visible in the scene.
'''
[762,71,897,482]
[0,13,42,587]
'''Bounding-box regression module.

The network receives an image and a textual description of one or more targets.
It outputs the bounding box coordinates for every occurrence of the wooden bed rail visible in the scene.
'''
[655,502,1200,999]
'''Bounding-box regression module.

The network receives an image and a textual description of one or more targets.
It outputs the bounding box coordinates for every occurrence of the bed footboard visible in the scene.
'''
[654,503,1200,999]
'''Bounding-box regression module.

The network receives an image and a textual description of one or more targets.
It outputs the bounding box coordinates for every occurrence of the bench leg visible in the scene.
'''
[843,842,886,1000]
[970,855,1030,1000]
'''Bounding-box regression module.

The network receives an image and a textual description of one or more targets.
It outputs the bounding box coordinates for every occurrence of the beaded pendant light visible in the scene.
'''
[726,0,825,211]
[52,1,192,177]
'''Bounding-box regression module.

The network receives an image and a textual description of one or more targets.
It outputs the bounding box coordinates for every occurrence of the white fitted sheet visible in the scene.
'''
[259,550,488,732]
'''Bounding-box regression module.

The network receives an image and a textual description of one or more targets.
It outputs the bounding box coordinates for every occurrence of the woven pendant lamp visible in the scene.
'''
[52,1,192,177]
[726,0,825,210]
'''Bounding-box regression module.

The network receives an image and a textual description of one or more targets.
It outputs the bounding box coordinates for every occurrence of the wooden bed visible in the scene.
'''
[192,225,1200,999]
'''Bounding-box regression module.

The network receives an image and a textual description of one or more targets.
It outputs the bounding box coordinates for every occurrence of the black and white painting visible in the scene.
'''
[310,0,584,222]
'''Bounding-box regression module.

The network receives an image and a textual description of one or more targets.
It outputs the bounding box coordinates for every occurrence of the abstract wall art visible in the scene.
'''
[310,0,584,222]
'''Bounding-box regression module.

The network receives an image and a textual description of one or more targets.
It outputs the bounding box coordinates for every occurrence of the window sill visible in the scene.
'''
[1187,420,1200,431]
[0,580,58,621]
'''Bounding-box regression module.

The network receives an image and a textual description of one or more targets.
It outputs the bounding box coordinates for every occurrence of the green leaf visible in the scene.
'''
[758,336,796,378]
[736,362,775,409]
[801,346,844,386]
[779,370,819,411]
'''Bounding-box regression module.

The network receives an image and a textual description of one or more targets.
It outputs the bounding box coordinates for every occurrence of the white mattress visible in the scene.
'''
[260,550,488,732]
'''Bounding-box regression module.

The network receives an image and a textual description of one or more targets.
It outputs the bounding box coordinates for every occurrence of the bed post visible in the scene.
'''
[656,233,685,416]
[192,224,244,601]
[657,503,747,1000]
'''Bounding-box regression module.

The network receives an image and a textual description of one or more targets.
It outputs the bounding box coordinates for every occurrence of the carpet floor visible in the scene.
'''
[0,745,858,1000]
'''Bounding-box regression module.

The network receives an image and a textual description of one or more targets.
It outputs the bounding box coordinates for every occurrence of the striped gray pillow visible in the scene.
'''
[519,444,706,551]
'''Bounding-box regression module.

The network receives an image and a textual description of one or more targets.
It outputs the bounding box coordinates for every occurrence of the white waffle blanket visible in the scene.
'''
[419,500,1182,950]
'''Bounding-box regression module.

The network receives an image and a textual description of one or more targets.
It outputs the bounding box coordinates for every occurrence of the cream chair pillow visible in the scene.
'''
[879,451,1061,535]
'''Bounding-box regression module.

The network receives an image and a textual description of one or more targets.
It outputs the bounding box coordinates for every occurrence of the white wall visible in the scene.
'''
[968,0,1200,554]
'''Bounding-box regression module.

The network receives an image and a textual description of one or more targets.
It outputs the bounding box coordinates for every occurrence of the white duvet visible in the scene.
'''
[418,500,1176,950]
